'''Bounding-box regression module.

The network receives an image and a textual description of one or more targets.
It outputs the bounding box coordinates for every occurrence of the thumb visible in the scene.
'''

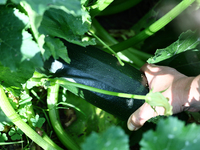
[127,103,165,131]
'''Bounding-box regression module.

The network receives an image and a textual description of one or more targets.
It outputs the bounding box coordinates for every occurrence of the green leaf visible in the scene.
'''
[0,6,28,70]
[0,109,11,123]
[39,8,95,47]
[21,0,94,56]
[13,0,83,16]
[140,117,200,150]
[17,93,32,121]
[0,63,34,95]
[0,123,4,132]
[0,133,8,142]
[81,126,129,150]
[30,114,45,128]
[0,6,43,93]
[8,127,23,140]
[155,49,200,76]
[0,0,6,4]
[147,30,200,64]
[0,29,42,70]
[43,37,70,63]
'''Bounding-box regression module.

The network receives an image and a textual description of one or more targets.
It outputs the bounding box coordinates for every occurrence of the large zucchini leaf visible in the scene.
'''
[147,30,200,76]
[140,117,200,150]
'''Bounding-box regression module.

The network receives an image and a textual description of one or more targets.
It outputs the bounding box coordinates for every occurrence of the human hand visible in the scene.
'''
[127,63,199,131]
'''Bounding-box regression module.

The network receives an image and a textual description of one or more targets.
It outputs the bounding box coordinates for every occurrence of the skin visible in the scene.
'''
[127,63,200,131]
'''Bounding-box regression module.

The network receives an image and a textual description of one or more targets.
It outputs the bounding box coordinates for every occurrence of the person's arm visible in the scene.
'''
[127,63,200,131]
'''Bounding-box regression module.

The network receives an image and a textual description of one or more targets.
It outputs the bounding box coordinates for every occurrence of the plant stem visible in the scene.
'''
[0,85,56,150]
[24,86,63,150]
[89,31,125,66]
[90,0,114,17]
[92,18,149,67]
[24,87,35,127]
[92,18,118,45]
[110,0,196,52]
[98,0,142,16]
[55,78,146,100]
[130,0,161,32]
[47,84,80,150]
[0,141,24,145]
[39,128,63,150]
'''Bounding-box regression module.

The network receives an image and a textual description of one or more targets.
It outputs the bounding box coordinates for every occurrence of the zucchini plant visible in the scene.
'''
[0,0,200,149]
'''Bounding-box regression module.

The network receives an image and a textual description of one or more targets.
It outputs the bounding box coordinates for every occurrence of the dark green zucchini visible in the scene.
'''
[42,42,149,120]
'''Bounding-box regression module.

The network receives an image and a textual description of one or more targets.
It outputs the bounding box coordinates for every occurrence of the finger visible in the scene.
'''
[127,103,165,131]
[140,63,148,72]
[140,64,162,90]
[140,63,158,73]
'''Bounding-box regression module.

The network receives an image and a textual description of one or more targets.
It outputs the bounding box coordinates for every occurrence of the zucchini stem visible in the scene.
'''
[31,76,172,117]
[88,31,125,66]
[89,0,114,17]
[47,84,80,150]
[91,18,149,67]
[55,79,172,116]
[98,0,142,16]
[110,0,196,52]
[55,78,146,100]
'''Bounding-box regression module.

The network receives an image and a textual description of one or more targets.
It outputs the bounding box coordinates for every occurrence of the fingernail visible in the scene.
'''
[128,123,139,131]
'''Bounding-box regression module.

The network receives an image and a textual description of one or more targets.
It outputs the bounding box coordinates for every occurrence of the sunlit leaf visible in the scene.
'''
[0,6,43,93]
[0,0,6,4]
[140,117,200,150]
[148,30,200,64]
[39,8,95,47]
[12,0,82,15]
[156,49,200,76]
[81,126,129,150]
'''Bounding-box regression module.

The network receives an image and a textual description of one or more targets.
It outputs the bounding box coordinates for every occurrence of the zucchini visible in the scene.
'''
[42,42,148,120]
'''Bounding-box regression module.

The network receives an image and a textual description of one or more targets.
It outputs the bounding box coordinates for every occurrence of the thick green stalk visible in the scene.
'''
[92,18,151,59]
[47,84,80,150]
[130,0,161,31]
[98,0,142,16]
[40,128,63,150]
[110,0,196,52]
[0,85,56,150]
[92,18,149,67]
[90,0,114,17]
[92,18,118,45]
